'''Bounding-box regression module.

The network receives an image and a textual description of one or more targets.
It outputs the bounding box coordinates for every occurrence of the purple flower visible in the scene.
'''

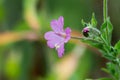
[44,16,71,57]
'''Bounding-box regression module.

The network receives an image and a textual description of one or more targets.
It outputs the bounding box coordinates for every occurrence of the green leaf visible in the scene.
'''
[101,21,107,32]
[107,18,113,34]
[106,62,116,77]
[114,40,120,54]
[101,18,113,33]
[101,68,110,74]
[100,21,107,42]
[107,18,113,43]
[81,38,103,49]
[91,13,97,27]
[81,19,87,26]
[100,18,113,45]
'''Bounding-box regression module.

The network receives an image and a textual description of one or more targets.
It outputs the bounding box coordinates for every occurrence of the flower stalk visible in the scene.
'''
[103,0,108,22]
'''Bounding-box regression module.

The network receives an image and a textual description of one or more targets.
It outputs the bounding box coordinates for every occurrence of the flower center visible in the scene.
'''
[56,32,66,39]
[61,33,66,38]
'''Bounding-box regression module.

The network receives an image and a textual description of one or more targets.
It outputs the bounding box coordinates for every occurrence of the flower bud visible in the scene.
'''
[82,26,100,38]
[82,27,90,37]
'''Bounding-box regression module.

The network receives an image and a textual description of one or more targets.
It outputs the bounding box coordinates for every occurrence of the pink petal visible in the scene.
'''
[44,31,54,40]
[44,31,64,48]
[47,41,55,48]
[50,16,64,33]
[58,16,64,29]
[57,43,64,57]
[44,31,63,40]
[64,27,71,43]
[65,27,71,34]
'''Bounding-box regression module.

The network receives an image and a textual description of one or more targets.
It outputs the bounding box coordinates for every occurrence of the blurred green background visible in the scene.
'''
[0,0,120,80]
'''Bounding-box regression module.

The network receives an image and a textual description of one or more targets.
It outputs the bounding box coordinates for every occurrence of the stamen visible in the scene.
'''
[54,40,64,49]
[55,44,60,49]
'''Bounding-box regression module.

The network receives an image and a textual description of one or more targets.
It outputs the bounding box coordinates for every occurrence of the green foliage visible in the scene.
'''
[65,42,75,53]
[114,40,120,54]
[102,62,117,80]
[106,62,116,77]
[81,38,103,49]
[100,18,113,45]
[100,21,107,41]
[91,13,97,27]
[107,18,113,34]
[106,18,113,43]
[81,19,87,27]
[81,13,105,49]
[80,1,120,79]
[81,13,97,27]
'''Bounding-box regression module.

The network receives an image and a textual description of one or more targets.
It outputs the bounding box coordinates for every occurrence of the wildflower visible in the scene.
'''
[44,16,71,57]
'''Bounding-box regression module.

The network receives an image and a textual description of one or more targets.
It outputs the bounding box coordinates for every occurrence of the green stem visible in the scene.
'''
[103,0,111,46]
[100,35,108,46]
[71,36,103,44]
[117,63,120,80]
[103,0,108,22]
[71,36,83,40]
[100,36,120,79]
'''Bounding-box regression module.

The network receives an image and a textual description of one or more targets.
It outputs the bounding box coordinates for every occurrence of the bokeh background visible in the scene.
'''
[0,0,120,80]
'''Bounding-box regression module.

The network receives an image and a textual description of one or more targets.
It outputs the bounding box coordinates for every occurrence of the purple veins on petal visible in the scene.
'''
[44,31,64,41]
[44,31,64,48]
[64,27,71,43]
[47,40,55,48]
[57,43,64,58]
[65,27,71,34]
[58,16,64,29]
[50,16,64,33]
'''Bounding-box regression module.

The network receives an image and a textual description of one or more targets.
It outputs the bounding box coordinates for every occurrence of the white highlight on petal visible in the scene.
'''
[55,44,60,49]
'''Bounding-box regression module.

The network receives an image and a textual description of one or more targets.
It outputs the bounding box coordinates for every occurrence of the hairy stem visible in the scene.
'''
[103,0,108,22]
[103,0,110,46]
